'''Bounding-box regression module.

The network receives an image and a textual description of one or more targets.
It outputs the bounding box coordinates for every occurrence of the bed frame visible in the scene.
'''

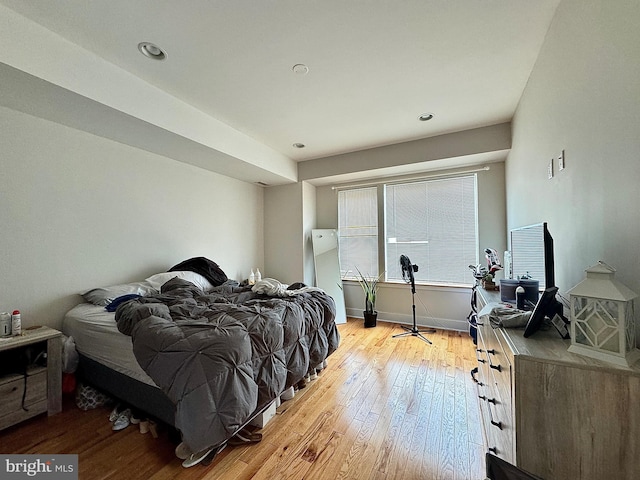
[76,353,176,427]
[76,352,280,455]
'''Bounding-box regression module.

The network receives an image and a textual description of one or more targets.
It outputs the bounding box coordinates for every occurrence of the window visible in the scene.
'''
[338,175,479,285]
[338,187,378,279]
[385,175,478,284]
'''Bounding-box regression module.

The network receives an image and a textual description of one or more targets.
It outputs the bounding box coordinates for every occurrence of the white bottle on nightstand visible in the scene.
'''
[11,310,21,336]
[249,269,255,285]
[255,268,261,282]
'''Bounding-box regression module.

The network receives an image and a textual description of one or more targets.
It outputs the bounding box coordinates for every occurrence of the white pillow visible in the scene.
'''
[81,282,156,306]
[145,271,214,292]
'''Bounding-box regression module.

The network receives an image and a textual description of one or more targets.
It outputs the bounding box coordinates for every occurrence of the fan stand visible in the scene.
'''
[393,263,435,345]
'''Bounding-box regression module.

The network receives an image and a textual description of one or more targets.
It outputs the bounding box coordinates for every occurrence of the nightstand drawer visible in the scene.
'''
[0,368,47,414]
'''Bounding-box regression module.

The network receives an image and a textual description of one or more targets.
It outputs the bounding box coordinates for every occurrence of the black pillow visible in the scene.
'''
[169,257,228,287]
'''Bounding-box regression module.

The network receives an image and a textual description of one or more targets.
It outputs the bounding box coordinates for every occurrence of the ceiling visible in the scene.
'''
[0,0,561,184]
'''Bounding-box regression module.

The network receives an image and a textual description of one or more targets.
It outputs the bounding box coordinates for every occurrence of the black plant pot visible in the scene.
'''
[363,311,377,328]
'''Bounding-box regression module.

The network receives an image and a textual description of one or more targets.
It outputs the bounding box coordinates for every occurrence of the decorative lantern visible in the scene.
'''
[567,261,640,367]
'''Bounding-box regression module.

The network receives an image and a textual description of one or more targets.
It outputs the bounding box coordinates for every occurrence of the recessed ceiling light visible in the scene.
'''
[138,42,167,60]
[292,64,309,75]
[293,143,306,149]
[418,113,434,121]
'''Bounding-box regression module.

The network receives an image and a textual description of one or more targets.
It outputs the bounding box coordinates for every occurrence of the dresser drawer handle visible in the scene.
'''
[486,349,496,355]
[487,398,503,430]
[490,363,502,372]
[475,349,487,364]
[470,367,479,383]
[471,367,484,385]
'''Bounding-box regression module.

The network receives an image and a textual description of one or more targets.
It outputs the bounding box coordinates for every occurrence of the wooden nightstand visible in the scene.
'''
[0,326,62,430]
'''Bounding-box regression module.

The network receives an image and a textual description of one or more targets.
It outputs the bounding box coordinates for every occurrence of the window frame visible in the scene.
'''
[337,173,480,287]
[337,186,380,280]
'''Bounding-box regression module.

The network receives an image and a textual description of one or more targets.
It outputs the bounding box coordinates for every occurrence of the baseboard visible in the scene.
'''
[346,308,469,332]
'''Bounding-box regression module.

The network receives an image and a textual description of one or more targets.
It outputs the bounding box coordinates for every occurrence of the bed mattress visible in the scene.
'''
[62,303,156,386]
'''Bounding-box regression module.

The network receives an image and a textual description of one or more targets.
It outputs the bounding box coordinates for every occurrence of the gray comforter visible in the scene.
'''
[115,277,339,452]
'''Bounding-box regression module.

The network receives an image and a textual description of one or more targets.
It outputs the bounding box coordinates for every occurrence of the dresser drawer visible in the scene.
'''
[478,323,512,410]
[476,320,515,463]
[475,367,514,463]
[485,393,514,463]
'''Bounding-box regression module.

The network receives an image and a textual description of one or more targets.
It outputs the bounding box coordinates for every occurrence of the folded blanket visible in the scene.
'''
[251,278,325,297]
[487,306,531,328]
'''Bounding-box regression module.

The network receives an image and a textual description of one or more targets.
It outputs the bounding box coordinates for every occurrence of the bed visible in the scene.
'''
[62,259,340,457]
[63,303,178,426]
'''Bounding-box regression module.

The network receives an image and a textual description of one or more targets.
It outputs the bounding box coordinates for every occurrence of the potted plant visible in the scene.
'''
[355,267,384,328]
[481,272,498,290]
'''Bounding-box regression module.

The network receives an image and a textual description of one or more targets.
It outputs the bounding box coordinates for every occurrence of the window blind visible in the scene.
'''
[385,175,478,284]
[338,187,378,279]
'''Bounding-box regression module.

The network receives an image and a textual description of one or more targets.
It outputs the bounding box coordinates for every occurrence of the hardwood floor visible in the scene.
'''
[0,319,486,479]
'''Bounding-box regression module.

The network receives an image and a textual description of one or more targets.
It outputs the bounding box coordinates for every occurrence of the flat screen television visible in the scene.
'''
[510,222,555,290]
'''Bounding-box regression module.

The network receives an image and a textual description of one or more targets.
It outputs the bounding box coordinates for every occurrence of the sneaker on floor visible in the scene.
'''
[175,442,192,460]
[182,446,215,468]
[108,404,122,423]
[111,408,131,431]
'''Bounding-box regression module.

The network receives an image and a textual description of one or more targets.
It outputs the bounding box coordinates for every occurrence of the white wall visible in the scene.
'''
[507,0,640,304]
[0,106,264,330]
[264,183,304,284]
[298,123,511,181]
[315,163,507,331]
[302,182,317,287]
[264,181,318,287]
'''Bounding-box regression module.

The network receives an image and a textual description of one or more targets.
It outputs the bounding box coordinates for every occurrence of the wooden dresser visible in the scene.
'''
[474,287,640,479]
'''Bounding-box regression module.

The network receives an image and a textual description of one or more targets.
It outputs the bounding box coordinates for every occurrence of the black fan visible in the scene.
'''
[393,255,435,344]
[400,254,418,285]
